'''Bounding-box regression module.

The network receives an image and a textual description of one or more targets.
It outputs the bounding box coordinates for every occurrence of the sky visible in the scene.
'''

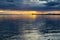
[0,0,60,10]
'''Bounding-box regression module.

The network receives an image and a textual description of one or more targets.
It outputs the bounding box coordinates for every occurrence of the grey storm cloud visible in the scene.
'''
[0,0,60,10]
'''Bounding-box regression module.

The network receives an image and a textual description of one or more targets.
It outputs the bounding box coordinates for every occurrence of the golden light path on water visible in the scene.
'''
[0,10,44,40]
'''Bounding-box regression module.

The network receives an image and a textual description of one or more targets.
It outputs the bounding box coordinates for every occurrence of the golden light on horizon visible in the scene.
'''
[0,10,60,20]
[0,10,37,14]
[0,10,38,20]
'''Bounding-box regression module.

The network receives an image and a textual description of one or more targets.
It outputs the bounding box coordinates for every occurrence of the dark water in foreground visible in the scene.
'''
[0,15,60,40]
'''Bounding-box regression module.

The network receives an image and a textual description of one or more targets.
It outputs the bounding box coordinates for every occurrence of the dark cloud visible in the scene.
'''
[0,0,60,11]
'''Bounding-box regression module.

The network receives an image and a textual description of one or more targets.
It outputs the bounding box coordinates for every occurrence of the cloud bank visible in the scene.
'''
[0,0,60,10]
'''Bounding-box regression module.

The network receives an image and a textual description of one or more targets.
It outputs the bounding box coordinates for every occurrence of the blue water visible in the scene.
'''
[0,15,60,40]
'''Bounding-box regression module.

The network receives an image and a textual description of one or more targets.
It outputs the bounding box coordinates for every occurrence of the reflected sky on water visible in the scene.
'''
[0,15,60,40]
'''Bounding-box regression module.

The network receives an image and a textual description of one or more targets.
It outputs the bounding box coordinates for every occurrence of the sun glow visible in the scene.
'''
[0,10,60,20]
[0,10,38,20]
